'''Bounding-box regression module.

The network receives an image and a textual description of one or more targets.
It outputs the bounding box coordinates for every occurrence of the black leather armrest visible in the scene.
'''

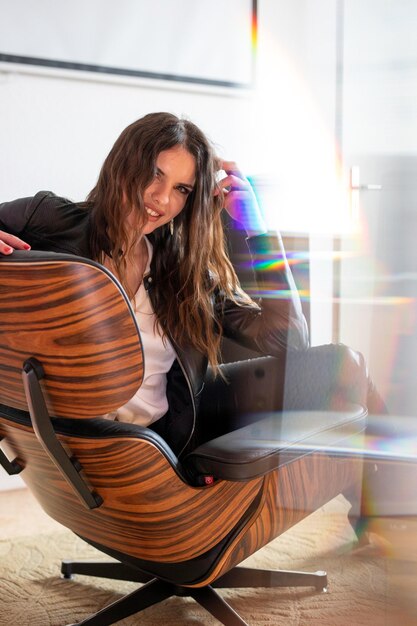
[184,404,367,482]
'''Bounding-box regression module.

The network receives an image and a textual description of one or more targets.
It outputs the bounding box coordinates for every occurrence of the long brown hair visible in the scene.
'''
[86,112,252,371]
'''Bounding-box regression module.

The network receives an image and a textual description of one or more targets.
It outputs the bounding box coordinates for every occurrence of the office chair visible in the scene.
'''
[0,251,366,626]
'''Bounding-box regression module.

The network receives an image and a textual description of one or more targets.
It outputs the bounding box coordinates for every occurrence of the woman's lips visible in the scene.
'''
[145,205,163,221]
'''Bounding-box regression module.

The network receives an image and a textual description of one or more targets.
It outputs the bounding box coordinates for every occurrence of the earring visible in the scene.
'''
[169,219,174,236]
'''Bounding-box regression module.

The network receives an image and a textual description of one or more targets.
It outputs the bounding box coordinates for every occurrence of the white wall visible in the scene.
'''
[0,67,254,203]
[0,0,253,87]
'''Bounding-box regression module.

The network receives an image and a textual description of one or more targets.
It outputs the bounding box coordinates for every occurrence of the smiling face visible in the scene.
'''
[138,145,196,235]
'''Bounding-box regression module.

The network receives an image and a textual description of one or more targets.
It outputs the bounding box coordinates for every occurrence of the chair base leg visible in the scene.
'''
[63,560,328,626]
[61,559,152,583]
[213,565,328,591]
[68,577,174,626]
[189,585,249,626]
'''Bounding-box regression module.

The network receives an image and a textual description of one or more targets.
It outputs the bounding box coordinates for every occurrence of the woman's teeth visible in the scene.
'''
[146,207,159,217]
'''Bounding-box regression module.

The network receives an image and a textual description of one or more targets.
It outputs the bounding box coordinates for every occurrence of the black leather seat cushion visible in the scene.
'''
[0,402,367,484]
[184,404,367,481]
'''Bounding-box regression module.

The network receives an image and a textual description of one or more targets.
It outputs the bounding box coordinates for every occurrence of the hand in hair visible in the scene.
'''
[217,160,267,238]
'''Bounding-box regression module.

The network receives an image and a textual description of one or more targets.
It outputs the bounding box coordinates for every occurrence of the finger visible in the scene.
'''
[218,174,249,192]
[0,240,14,255]
[0,231,31,251]
[220,160,244,178]
[217,174,232,190]
[223,191,251,208]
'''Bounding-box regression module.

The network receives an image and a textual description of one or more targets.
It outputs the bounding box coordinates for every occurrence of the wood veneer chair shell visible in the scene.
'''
[0,251,365,625]
[0,253,143,418]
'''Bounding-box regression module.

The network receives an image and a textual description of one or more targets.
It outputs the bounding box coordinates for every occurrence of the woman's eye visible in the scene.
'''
[177,185,191,196]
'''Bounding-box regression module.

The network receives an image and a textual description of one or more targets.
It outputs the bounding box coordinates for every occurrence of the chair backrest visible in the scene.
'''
[0,251,262,568]
[0,250,144,418]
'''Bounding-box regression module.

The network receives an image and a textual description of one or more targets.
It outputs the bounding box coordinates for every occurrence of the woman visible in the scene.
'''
[0,112,309,456]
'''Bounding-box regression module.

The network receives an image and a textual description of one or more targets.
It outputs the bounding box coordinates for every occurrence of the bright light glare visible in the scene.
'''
[251,33,354,236]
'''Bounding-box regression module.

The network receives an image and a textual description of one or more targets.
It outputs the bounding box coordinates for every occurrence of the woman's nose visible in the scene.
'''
[152,183,170,206]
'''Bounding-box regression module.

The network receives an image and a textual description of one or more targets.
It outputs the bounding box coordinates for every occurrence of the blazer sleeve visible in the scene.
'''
[0,191,91,257]
[0,194,41,235]
[217,231,309,354]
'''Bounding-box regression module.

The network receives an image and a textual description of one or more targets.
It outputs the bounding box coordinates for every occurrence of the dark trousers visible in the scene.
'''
[197,343,386,445]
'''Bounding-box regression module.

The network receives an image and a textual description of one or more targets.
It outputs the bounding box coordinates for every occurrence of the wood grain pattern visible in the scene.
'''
[0,257,143,418]
[0,418,264,563]
[0,415,361,586]
[203,454,363,585]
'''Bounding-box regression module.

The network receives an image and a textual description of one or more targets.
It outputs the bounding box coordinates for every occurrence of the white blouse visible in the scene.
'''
[115,237,177,426]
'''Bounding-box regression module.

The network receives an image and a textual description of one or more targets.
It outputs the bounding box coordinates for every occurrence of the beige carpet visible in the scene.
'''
[0,494,416,626]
